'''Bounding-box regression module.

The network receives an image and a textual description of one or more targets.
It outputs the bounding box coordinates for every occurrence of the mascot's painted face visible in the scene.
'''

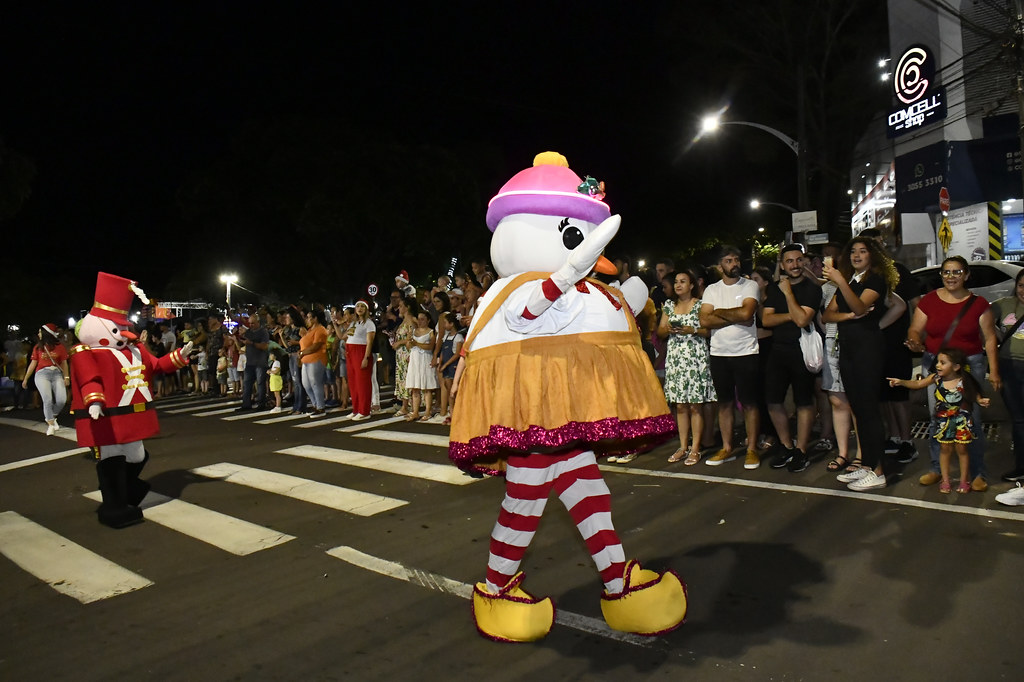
[78,313,133,349]
[490,213,597,278]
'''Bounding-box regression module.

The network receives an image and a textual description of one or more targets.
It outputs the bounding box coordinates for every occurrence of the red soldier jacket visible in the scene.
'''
[69,343,188,447]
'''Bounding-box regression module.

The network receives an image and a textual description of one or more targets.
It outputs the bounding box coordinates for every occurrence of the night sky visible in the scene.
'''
[2,2,888,328]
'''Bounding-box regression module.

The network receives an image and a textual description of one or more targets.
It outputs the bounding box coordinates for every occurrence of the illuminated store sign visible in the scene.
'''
[886,45,947,138]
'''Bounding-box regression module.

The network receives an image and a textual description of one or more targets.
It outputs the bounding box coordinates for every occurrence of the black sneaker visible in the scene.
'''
[770,447,796,469]
[883,438,900,454]
[787,450,810,472]
[895,441,918,464]
[1001,468,1024,482]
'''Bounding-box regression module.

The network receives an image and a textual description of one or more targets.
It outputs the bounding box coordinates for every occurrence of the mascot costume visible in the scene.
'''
[449,152,687,642]
[70,272,191,528]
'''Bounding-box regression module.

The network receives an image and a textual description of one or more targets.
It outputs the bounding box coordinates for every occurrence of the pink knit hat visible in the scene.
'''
[485,152,610,231]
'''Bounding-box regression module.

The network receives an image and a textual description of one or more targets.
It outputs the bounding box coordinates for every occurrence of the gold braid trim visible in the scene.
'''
[69,344,92,357]
[83,392,105,403]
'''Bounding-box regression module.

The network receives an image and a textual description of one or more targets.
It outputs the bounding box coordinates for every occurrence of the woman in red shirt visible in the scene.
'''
[906,255,1001,490]
[22,323,70,435]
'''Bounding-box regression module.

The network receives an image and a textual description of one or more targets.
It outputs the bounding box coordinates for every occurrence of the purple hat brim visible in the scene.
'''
[485,192,611,231]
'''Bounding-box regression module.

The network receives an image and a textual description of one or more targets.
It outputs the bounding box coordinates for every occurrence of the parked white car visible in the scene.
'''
[911,260,1023,303]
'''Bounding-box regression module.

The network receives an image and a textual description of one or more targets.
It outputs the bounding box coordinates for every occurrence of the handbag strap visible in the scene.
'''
[999,310,1024,349]
[937,294,976,350]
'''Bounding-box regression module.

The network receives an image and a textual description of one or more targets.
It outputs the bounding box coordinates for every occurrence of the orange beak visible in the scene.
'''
[594,255,617,275]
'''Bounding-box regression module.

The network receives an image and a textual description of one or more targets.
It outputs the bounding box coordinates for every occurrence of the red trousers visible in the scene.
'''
[346,344,372,416]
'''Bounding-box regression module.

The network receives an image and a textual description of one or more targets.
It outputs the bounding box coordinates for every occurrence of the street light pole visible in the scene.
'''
[219,274,238,313]
[700,114,807,210]
[750,199,799,213]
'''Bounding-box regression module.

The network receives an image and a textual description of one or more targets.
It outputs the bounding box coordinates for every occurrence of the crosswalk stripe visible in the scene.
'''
[81,491,295,555]
[253,413,314,425]
[354,430,450,448]
[0,417,79,442]
[334,415,406,433]
[276,445,482,485]
[165,400,240,414]
[0,447,92,473]
[0,511,153,603]
[195,407,246,417]
[190,462,408,515]
[220,409,282,421]
[325,545,655,648]
[294,413,359,428]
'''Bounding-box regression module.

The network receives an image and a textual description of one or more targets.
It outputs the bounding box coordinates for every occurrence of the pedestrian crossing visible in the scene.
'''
[0,387,476,605]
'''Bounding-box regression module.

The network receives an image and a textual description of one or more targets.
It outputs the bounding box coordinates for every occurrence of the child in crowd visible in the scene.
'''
[196,348,209,395]
[268,355,283,413]
[405,310,438,421]
[436,311,463,425]
[216,348,229,396]
[236,343,247,401]
[224,334,240,395]
[889,347,990,494]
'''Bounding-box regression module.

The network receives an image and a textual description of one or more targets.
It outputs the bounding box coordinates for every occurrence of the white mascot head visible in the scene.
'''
[486,152,618,278]
[77,272,148,349]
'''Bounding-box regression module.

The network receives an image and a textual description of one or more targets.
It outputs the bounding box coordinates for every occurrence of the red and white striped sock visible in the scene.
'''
[484,449,626,595]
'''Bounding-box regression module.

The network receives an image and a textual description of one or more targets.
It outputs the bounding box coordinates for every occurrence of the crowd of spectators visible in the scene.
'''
[3,239,1023,505]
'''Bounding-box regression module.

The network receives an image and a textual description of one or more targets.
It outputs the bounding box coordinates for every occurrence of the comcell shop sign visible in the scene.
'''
[886,45,947,139]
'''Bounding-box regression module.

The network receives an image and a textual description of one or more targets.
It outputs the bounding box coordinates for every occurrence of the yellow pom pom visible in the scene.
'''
[533,151,569,168]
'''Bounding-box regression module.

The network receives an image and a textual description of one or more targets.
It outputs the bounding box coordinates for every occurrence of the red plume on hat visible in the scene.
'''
[89,272,149,326]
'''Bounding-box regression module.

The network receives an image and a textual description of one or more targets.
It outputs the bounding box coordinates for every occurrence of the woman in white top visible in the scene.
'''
[344,300,376,421]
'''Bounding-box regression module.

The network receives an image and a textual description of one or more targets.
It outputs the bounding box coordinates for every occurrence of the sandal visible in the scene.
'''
[844,458,863,473]
[668,449,686,463]
[405,413,419,422]
[684,450,701,466]
[826,455,850,472]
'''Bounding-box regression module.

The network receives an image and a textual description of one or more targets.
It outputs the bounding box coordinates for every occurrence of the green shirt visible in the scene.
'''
[991,296,1024,361]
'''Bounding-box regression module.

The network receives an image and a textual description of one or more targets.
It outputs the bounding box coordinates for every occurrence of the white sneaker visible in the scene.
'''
[350,413,370,421]
[605,455,621,463]
[45,423,55,436]
[995,483,1024,506]
[848,470,887,491]
[339,413,354,421]
[426,414,445,424]
[269,406,282,414]
[837,467,870,483]
[51,421,60,433]
[615,453,638,464]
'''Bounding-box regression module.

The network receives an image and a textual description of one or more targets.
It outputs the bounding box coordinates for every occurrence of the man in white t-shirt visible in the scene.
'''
[699,245,761,470]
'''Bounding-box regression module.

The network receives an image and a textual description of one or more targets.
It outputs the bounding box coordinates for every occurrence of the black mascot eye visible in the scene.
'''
[111,328,118,334]
[562,225,585,250]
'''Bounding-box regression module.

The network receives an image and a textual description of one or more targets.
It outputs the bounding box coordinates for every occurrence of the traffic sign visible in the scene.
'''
[939,187,950,213]
[367,283,379,296]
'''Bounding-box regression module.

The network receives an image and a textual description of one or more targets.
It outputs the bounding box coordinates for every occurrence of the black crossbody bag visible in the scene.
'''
[926,294,976,374]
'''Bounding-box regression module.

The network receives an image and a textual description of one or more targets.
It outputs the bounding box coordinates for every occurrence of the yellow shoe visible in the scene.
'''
[600,559,687,635]
[472,572,554,642]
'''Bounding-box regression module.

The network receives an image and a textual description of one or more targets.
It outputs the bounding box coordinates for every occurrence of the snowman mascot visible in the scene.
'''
[449,152,686,642]
[70,272,191,528]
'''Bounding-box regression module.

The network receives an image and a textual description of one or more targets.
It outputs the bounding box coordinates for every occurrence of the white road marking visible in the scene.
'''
[334,415,405,433]
[0,511,153,603]
[0,447,92,473]
[81,491,295,555]
[190,462,407,515]
[165,400,240,414]
[253,413,314,425]
[276,445,481,485]
[220,409,282,421]
[294,413,360,428]
[0,417,79,442]
[603,466,1024,522]
[195,407,246,417]
[325,545,656,649]
[353,429,450,448]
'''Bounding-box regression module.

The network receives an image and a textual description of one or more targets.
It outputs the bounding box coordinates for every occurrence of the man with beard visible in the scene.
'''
[700,245,762,471]
[761,244,822,473]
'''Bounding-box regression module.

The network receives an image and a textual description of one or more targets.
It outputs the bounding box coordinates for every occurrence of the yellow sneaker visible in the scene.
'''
[600,560,687,635]
[472,572,554,642]
[744,450,760,470]
[705,448,736,466]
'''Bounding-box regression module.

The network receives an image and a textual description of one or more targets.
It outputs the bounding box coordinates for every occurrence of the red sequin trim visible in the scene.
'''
[449,414,676,473]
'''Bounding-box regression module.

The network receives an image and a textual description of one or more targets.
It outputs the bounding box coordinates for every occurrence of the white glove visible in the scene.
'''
[88,403,104,420]
[550,215,621,291]
[619,276,650,317]
[180,341,194,357]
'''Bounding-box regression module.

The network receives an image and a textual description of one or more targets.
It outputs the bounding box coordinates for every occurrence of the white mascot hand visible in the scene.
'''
[180,341,194,357]
[88,403,104,420]
[552,215,621,290]
[620,276,650,317]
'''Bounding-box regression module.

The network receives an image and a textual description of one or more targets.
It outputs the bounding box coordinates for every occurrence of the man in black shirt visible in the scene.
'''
[762,244,823,472]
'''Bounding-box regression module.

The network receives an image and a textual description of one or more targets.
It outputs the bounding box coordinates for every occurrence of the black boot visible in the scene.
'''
[125,450,151,507]
[95,456,144,528]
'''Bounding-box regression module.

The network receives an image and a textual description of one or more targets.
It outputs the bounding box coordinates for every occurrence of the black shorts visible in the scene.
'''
[709,354,759,406]
[764,345,816,407]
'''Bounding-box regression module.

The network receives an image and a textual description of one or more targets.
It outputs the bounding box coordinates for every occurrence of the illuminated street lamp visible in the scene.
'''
[219,274,238,310]
[699,111,807,210]
[750,198,798,213]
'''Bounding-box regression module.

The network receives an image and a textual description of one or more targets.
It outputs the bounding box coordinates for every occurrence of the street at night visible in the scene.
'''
[2,389,1020,680]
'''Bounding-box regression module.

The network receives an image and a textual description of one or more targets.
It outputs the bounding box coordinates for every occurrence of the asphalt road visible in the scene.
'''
[1,389,1021,681]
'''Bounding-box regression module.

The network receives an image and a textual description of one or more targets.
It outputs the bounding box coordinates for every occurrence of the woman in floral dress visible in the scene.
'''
[657,270,716,465]
[391,296,418,416]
